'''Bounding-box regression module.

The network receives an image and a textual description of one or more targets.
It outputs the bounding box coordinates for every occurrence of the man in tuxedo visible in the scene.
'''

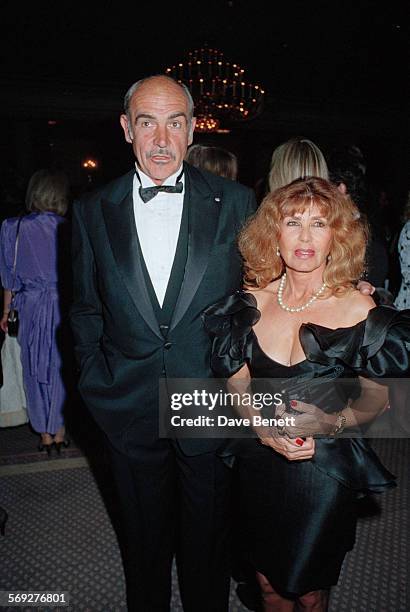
[70,75,256,611]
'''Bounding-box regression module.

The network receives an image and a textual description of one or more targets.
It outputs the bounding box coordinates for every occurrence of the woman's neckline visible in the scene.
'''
[251,332,308,368]
[243,290,372,333]
[247,290,369,368]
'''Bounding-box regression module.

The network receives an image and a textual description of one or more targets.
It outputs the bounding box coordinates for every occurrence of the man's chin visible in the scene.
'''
[144,162,178,182]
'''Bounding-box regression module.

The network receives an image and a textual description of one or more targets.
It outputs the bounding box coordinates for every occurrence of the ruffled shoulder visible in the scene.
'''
[202,291,261,376]
[301,306,410,376]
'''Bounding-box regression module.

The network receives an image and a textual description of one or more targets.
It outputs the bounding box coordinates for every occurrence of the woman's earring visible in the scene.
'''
[276,246,280,257]
[327,254,332,263]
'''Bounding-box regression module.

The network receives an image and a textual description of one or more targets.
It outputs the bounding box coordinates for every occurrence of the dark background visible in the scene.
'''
[0,0,408,215]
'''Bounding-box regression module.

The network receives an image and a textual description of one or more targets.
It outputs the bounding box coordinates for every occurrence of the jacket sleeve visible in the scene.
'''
[243,187,257,228]
[70,201,104,368]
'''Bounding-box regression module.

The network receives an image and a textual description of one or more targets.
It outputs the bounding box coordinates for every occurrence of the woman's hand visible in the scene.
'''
[0,313,8,333]
[259,431,315,461]
[282,400,337,437]
[1,290,12,334]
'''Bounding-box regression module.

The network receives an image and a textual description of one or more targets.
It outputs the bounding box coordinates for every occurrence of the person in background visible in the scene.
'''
[394,189,410,309]
[367,181,402,299]
[185,143,238,180]
[387,189,410,437]
[268,137,328,192]
[328,146,390,296]
[0,169,71,456]
[253,136,328,206]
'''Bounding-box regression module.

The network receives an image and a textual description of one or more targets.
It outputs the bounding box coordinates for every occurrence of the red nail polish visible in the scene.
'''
[295,438,304,446]
[290,400,297,407]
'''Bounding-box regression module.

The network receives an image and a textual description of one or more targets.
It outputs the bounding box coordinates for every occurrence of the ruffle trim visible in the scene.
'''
[204,293,410,378]
[301,306,410,376]
[203,291,260,376]
[312,437,396,495]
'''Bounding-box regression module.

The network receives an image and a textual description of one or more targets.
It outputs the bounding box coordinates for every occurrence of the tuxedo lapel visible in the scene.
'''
[102,188,163,339]
[169,165,222,332]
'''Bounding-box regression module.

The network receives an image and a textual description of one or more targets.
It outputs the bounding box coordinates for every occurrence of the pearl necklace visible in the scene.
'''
[277,273,327,313]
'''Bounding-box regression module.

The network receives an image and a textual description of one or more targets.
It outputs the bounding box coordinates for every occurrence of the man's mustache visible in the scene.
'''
[147,149,176,159]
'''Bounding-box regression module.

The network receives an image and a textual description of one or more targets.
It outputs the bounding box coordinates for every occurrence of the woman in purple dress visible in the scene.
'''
[0,169,71,455]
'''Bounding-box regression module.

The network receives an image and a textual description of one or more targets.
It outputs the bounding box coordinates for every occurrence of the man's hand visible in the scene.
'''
[357,280,375,295]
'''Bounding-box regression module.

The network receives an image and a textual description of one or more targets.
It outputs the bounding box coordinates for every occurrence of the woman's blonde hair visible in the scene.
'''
[268,138,328,192]
[25,169,69,216]
[239,177,368,295]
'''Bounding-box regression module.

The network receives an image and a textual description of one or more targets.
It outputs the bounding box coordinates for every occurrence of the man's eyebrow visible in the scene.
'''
[134,112,188,122]
[168,112,188,120]
[134,113,155,122]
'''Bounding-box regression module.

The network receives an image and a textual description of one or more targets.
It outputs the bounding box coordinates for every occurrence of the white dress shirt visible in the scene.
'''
[132,165,184,307]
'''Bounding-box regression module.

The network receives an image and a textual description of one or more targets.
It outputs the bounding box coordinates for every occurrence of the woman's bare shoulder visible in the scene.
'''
[337,289,376,326]
[244,280,280,308]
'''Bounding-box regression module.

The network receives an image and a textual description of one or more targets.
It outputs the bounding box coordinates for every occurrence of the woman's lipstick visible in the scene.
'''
[295,249,315,258]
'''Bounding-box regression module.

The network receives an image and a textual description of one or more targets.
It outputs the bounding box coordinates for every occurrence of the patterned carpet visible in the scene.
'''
[0,424,408,611]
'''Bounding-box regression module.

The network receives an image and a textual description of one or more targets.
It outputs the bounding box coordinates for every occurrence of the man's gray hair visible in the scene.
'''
[123,75,195,122]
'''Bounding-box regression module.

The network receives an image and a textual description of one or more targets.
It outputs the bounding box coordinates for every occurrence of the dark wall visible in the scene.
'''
[1,102,408,225]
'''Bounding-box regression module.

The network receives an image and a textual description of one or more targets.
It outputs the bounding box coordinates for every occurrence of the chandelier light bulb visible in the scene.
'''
[165,47,265,132]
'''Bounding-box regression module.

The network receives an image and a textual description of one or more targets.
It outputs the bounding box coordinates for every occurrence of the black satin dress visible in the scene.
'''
[203,291,410,596]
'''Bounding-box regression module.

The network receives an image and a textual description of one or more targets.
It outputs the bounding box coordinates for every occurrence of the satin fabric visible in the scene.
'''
[0,213,69,434]
[203,291,408,594]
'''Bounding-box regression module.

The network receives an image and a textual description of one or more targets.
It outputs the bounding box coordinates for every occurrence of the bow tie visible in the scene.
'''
[139,181,183,203]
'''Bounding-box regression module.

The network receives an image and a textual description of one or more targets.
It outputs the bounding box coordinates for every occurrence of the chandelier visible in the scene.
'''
[165,47,265,132]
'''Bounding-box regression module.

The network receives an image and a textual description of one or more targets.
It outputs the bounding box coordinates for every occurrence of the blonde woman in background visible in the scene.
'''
[255,137,328,203]
[268,137,329,192]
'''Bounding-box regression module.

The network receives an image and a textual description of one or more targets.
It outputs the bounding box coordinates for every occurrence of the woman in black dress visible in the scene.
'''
[204,178,408,610]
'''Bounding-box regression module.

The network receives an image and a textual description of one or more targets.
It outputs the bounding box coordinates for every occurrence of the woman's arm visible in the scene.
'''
[284,376,388,437]
[0,288,12,333]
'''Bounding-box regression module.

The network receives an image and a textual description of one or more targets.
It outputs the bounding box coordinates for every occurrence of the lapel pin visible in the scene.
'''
[214,196,221,203]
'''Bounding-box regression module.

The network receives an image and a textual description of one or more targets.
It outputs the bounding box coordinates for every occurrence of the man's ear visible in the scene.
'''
[337,182,347,195]
[120,114,133,143]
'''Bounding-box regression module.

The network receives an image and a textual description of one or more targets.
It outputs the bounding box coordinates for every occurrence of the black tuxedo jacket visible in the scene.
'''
[70,163,256,455]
